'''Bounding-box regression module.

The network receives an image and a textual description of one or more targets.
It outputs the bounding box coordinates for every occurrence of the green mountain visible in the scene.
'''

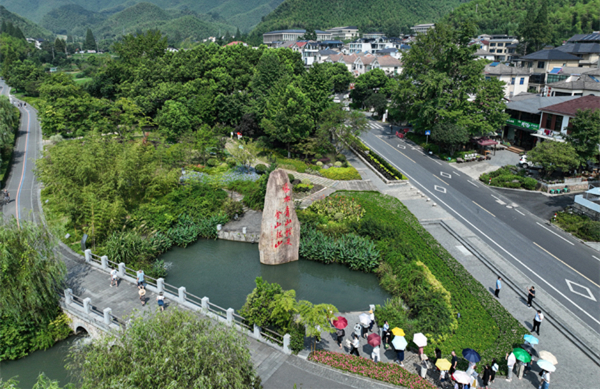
[0,5,50,37]
[40,2,237,41]
[0,0,284,32]
[446,0,600,44]
[250,0,471,38]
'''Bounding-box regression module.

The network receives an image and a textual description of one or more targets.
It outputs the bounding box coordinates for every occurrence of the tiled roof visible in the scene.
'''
[343,54,358,64]
[520,49,580,61]
[547,75,600,91]
[568,33,600,43]
[555,43,600,55]
[376,55,401,67]
[506,96,579,114]
[484,63,530,75]
[360,55,377,65]
[539,95,600,116]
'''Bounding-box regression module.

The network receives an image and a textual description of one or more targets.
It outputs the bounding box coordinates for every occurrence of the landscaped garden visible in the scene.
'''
[349,136,407,181]
[480,166,539,190]
[295,191,528,374]
[554,208,600,242]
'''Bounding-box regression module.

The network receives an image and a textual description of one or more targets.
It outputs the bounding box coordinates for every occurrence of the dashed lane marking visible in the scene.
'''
[433,160,442,165]
[593,255,600,262]
[533,242,599,288]
[515,209,525,216]
[535,222,575,246]
[452,171,460,177]
[472,201,496,218]
[434,174,449,185]
[467,181,478,187]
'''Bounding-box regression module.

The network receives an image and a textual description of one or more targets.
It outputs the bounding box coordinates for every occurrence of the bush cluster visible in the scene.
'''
[306,195,365,223]
[320,166,361,180]
[348,135,407,180]
[299,227,380,272]
[480,167,538,190]
[293,183,314,192]
[555,210,600,242]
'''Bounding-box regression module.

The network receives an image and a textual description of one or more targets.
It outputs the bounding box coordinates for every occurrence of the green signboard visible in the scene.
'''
[506,118,539,131]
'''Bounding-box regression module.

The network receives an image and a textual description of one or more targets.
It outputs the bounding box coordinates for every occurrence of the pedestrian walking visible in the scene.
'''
[532,310,544,335]
[3,189,9,205]
[336,327,345,348]
[381,320,390,349]
[466,361,476,376]
[482,364,491,388]
[371,345,380,363]
[157,292,165,311]
[450,350,458,375]
[490,358,498,383]
[395,347,405,367]
[368,310,375,332]
[136,269,145,289]
[138,288,146,306]
[420,355,430,378]
[527,286,536,307]
[349,333,360,356]
[506,351,516,382]
[495,276,502,298]
[110,268,118,287]
[540,370,550,389]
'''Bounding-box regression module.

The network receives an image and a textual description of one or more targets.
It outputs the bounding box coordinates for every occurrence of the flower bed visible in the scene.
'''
[309,351,436,389]
[349,136,407,181]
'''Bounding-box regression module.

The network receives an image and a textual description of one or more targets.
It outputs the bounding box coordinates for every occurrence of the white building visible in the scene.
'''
[410,24,435,34]
[263,29,332,45]
[326,26,359,40]
[484,62,531,98]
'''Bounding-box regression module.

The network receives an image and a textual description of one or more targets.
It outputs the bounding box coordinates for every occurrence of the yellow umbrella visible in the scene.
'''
[391,327,405,336]
[436,358,452,371]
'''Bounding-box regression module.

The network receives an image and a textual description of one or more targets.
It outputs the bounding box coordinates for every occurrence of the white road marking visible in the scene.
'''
[535,222,575,245]
[362,135,600,326]
[440,172,452,179]
[397,144,406,149]
[534,242,599,288]
[593,255,600,262]
[566,279,597,301]
[456,245,472,256]
[515,209,525,216]
[506,205,512,208]
[472,201,496,217]
[433,160,442,165]
[435,185,446,194]
[452,171,460,177]
[467,181,478,187]
[434,174,449,185]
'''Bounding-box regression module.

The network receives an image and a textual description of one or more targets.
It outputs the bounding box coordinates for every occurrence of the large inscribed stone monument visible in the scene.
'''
[259,169,300,265]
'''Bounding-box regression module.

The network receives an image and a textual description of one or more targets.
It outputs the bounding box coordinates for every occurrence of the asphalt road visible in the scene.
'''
[361,120,600,333]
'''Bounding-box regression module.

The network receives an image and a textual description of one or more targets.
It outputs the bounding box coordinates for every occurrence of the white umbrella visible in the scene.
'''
[413,332,427,347]
[453,370,472,384]
[538,351,558,365]
[391,336,407,350]
[359,313,370,326]
[537,359,557,372]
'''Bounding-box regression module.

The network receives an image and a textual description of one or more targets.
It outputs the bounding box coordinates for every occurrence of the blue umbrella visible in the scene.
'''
[391,336,408,350]
[462,348,481,363]
[524,334,539,345]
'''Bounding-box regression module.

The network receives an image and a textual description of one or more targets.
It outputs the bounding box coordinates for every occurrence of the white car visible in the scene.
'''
[519,155,542,169]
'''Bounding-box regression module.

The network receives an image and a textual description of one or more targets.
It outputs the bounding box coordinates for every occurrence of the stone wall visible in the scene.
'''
[539,180,599,194]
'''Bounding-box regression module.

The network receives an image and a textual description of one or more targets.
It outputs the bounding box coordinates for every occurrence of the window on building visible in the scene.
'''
[511,77,515,85]
[490,43,496,46]
[554,115,564,130]
[498,43,504,47]
[546,74,569,83]
[545,114,553,128]
[490,49,495,53]
[537,61,545,69]
[527,62,533,68]
[520,77,525,85]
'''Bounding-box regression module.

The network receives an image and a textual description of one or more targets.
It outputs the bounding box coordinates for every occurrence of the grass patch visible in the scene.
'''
[555,209,600,242]
[319,166,361,180]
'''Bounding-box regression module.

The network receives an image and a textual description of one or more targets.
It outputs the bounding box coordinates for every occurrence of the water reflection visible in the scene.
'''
[162,239,390,311]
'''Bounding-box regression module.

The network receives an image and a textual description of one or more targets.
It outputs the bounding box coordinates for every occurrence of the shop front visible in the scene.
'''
[505,118,540,150]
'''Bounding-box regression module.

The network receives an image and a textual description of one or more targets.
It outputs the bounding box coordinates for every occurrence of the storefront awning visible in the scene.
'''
[477,139,498,146]
[530,133,565,142]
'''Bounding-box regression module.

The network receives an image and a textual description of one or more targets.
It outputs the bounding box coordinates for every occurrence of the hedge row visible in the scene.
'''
[336,191,527,373]
[319,166,361,180]
[349,136,407,180]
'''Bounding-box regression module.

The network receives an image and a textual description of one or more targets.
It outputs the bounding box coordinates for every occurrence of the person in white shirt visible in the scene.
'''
[532,310,544,335]
[540,370,550,389]
[371,345,380,363]
[349,334,360,356]
[506,351,516,381]
[381,320,390,349]
[110,268,118,287]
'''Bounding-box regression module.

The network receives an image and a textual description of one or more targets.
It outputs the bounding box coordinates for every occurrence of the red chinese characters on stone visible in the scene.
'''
[285,238,292,246]
[284,206,290,218]
[276,230,283,239]
[285,227,292,237]
[282,182,290,193]
[285,219,292,227]
[273,221,281,229]
[274,240,283,248]
[284,195,291,203]
[275,210,282,219]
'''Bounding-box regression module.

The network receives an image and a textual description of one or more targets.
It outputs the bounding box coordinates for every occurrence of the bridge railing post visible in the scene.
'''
[253,324,261,340]
[84,249,92,263]
[226,308,234,326]
[64,288,73,305]
[201,297,209,314]
[103,308,112,326]
[83,297,92,315]
[283,334,291,354]
[118,263,126,278]
[178,287,186,304]
[100,256,108,270]
[157,278,164,293]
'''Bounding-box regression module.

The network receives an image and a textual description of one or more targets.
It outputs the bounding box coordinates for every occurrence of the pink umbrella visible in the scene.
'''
[367,333,381,347]
[332,316,348,329]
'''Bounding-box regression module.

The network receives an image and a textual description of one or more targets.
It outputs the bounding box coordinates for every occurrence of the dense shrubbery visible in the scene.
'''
[310,351,436,389]
[316,192,527,372]
[555,210,600,242]
[320,166,361,180]
[306,195,365,223]
[299,227,380,272]
[480,167,538,190]
[0,96,20,186]
[349,135,407,180]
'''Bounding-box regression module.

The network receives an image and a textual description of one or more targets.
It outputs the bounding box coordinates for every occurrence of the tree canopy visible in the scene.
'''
[528,140,579,175]
[566,108,600,165]
[68,309,260,388]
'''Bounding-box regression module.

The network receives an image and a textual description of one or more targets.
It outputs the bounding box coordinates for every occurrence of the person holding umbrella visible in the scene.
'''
[413,332,428,357]
[367,333,381,363]
[462,348,481,375]
[358,313,370,338]
[436,358,451,382]
[512,347,532,379]
[506,351,516,382]
[332,316,347,349]
[392,335,407,367]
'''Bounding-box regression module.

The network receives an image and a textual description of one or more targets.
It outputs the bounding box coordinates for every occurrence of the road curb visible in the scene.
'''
[424,219,600,366]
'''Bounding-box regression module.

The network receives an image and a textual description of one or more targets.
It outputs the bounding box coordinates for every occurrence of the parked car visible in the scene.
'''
[519,154,542,169]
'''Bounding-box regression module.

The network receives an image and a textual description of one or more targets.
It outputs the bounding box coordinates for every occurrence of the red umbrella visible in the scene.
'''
[332,316,348,329]
[367,333,381,347]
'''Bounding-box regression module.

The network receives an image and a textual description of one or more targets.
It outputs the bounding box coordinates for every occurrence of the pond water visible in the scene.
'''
[0,334,84,388]
[162,239,391,312]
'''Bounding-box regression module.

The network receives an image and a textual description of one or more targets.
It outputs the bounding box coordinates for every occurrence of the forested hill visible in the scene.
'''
[0,0,284,32]
[0,6,49,37]
[250,0,471,38]
[40,2,238,42]
[446,0,600,45]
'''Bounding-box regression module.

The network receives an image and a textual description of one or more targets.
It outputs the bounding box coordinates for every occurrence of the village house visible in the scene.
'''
[483,62,531,98]
[517,49,581,91]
